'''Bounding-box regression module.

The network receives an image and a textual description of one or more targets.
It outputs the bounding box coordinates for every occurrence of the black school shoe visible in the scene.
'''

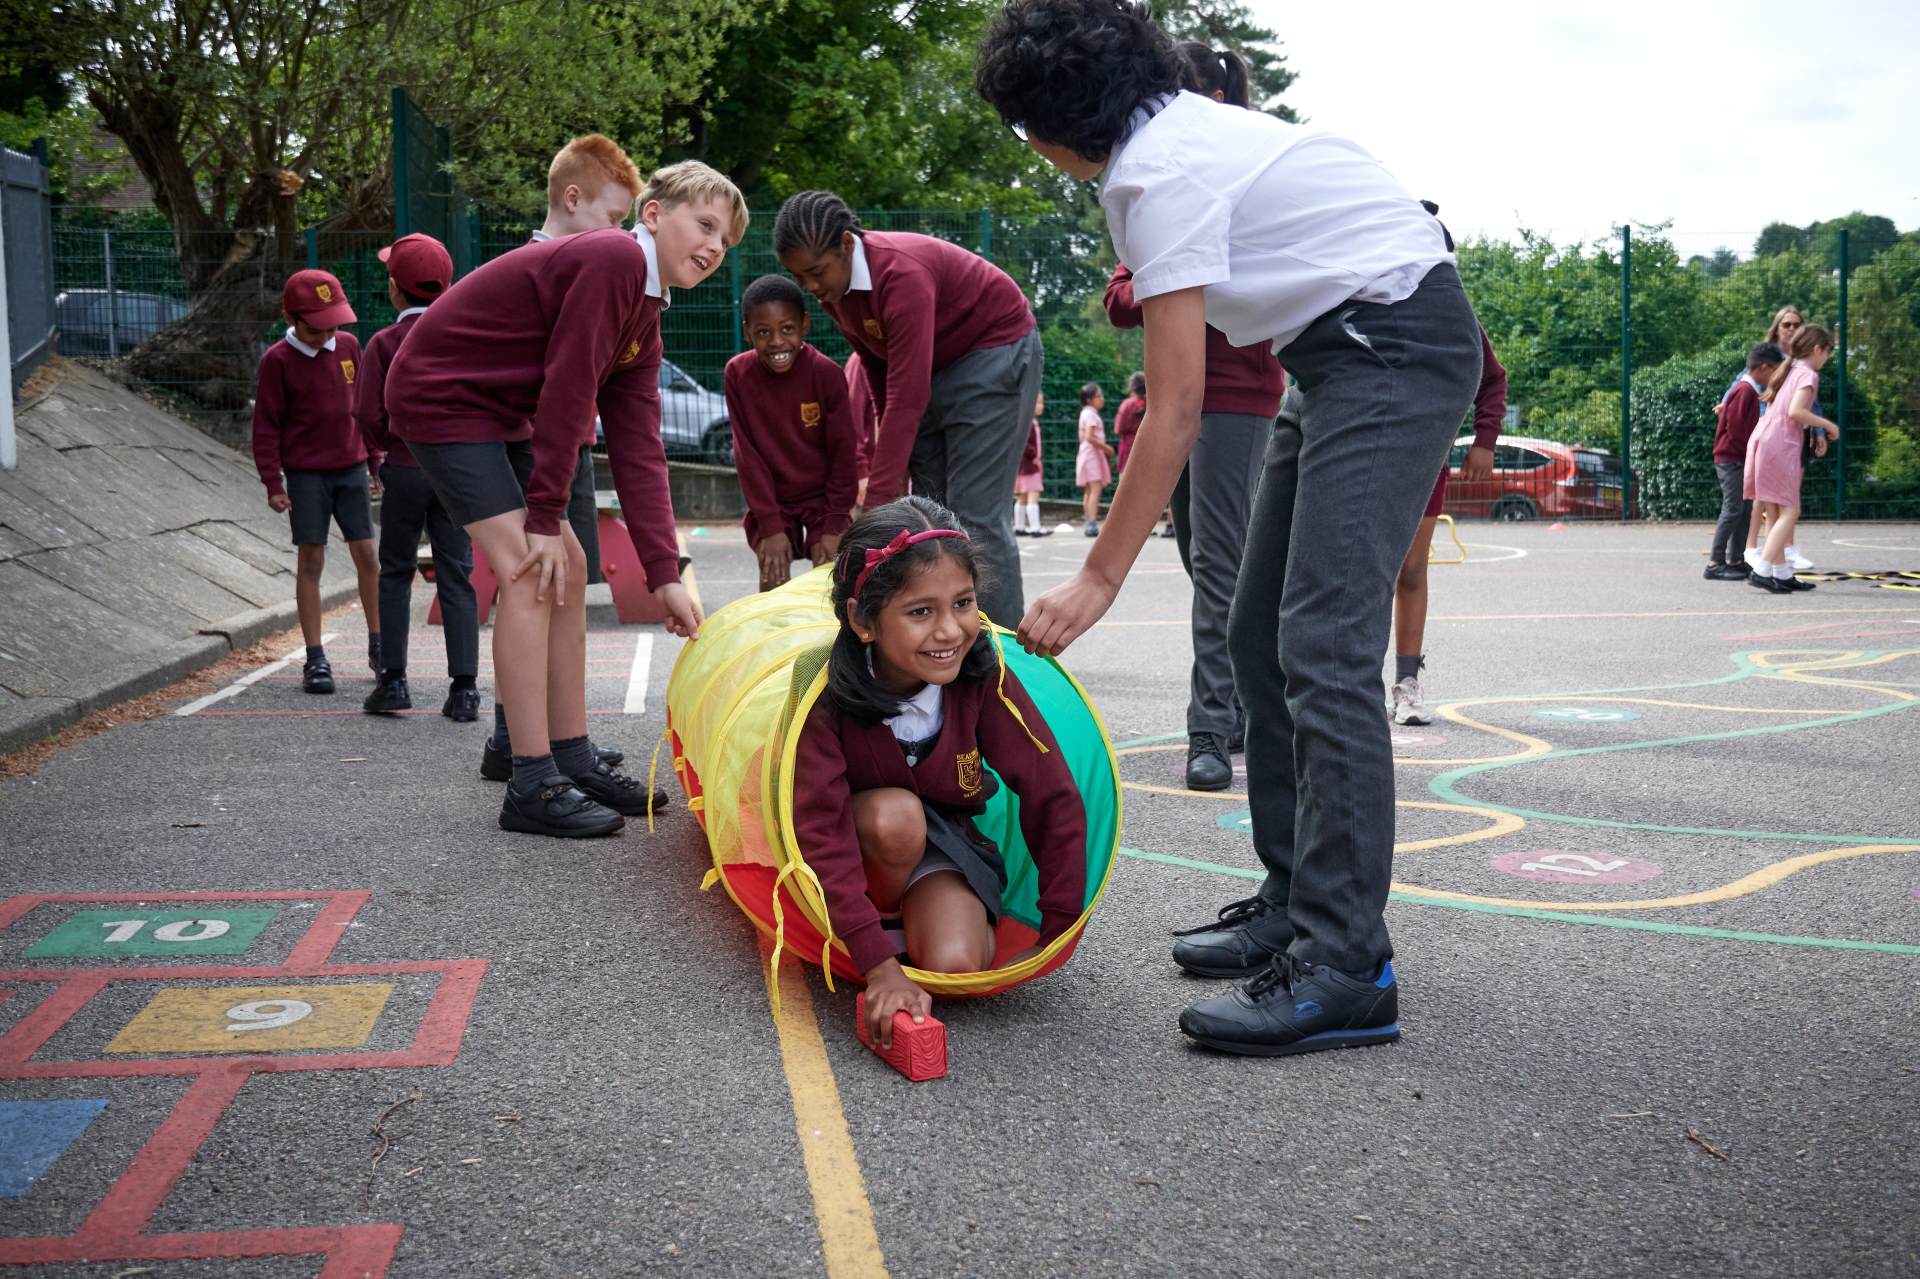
[443,687,481,722]
[1704,563,1742,580]
[302,659,334,695]
[1748,571,1792,594]
[499,779,624,838]
[1783,576,1817,592]
[1179,954,1400,1057]
[567,760,671,817]
[1185,731,1232,791]
[362,677,412,715]
[480,736,626,782]
[1170,893,1294,978]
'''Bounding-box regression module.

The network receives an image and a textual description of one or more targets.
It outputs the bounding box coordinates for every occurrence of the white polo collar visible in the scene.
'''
[396,306,429,321]
[631,224,671,308]
[528,228,552,243]
[848,234,873,293]
[284,329,336,358]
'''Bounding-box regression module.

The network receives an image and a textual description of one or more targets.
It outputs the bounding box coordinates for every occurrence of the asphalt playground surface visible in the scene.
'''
[3,518,1918,1277]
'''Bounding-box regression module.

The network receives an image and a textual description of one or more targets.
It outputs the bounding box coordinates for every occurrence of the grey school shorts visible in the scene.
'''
[285,467,374,546]
[408,439,536,527]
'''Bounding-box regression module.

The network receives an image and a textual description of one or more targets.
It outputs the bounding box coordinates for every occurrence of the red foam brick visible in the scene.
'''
[854,993,948,1081]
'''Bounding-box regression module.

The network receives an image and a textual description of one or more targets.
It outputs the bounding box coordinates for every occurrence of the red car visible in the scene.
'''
[1441,435,1627,521]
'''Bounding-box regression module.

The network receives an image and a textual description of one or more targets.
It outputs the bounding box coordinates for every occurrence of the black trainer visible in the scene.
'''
[443,687,481,721]
[1179,954,1400,1057]
[302,659,334,695]
[1185,731,1232,791]
[1782,576,1817,592]
[1748,570,1791,594]
[362,677,412,715]
[482,736,625,782]
[567,760,671,817]
[1171,893,1293,977]
[499,779,624,838]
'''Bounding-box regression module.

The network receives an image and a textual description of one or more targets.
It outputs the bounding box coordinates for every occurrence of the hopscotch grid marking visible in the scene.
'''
[173,632,339,717]
[624,633,655,715]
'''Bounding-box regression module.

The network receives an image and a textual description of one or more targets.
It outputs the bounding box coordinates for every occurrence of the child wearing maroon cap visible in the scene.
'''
[354,233,481,721]
[386,161,747,839]
[725,274,861,592]
[253,268,380,694]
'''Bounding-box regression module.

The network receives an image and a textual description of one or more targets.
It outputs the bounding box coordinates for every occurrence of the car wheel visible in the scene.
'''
[1491,496,1537,522]
[701,422,734,467]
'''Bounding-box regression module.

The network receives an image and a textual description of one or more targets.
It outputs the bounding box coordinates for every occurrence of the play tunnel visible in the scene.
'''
[664,566,1119,999]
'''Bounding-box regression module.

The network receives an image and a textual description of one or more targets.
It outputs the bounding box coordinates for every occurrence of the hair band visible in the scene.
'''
[851,528,969,597]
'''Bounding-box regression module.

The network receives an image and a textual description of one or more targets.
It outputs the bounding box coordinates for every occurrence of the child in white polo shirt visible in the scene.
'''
[977,0,1484,1059]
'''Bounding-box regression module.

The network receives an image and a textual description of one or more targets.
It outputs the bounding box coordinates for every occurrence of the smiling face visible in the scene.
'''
[855,555,981,695]
[745,300,809,375]
[643,194,732,289]
[779,233,856,306]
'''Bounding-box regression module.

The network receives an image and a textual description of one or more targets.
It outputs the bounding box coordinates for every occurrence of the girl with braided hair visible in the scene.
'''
[774,192,1043,627]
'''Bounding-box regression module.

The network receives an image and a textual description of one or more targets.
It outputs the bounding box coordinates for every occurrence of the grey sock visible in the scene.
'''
[492,703,510,753]
[509,752,562,791]
[1395,654,1424,683]
[551,735,597,778]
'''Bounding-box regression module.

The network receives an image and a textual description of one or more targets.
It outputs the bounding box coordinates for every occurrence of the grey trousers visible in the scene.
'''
[1225,264,1483,973]
[909,327,1043,627]
[569,446,603,586]
[377,461,478,678]
[1182,412,1269,737]
[1711,460,1749,565]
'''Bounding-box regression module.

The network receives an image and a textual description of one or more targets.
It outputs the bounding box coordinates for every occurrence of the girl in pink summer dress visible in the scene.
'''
[1075,382,1114,535]
[1744,323,1839,594]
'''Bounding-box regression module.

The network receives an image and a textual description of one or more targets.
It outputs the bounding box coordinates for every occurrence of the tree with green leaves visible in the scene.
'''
[1151,0,1297,120]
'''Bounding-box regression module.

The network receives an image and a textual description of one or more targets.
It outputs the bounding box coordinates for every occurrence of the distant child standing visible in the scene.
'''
[725,275,862,592]
[1112,372,1146,474]
[1075,382,1114,536]
[1012,390,1052,537]
[252,269,381,694]
[1746,324,1839,594]
[1706,341,1783,581]
[354,233,479,719]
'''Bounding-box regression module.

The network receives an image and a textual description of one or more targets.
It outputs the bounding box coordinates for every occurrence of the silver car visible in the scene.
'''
[598,358,731,465]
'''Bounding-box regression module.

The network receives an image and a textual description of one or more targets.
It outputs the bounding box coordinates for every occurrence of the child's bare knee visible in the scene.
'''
[912,934,991,974]
[1396,555,1427,593]
[296,549,327,580]
[856,792,925,867]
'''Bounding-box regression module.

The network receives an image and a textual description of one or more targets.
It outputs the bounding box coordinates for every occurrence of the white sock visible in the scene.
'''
[1771,560,1794,580]
[1021,503,1037,532]
[1012,502,1024,529]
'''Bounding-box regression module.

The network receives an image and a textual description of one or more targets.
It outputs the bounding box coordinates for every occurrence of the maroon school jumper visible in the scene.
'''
[724,344,861,547]
[1102,263,1284,418]
[1113,395,1146,474]
[385,228,680,588]
[845,353,877,481]
[353,311,421,467]
[251,333,372,497]
[790,666,1089,974]
[822,232,1034,506]
[1425,327,1507,516]
[1714,378,1764,464]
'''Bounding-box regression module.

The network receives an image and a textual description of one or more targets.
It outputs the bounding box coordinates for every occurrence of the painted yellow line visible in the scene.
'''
[1393,843,1920,912]
[761,948,890,1279]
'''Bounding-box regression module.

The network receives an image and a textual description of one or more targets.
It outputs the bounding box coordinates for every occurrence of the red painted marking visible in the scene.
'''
[0,891,482,1276]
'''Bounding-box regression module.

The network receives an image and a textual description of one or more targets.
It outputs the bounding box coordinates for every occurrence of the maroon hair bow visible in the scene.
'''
[850,528,969,598]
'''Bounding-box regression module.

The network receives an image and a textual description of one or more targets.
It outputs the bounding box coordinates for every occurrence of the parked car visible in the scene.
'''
[54,289,190,357]
[1441,434,1626,521]
[596,358,731,464]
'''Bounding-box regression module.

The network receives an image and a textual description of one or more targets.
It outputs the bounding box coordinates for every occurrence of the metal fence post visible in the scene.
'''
[305,226,319,269]
[1835,227,1848,516]
[729,250,743,354]
[392,87,410,236]
[102,228,119,358]
[1619,224,1632,519]
[980,207,992,261]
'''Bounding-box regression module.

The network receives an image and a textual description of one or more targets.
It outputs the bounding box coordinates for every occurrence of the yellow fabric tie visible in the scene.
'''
[645,728,671,833]
[985,617,1050,756]
[768,860,838,1018]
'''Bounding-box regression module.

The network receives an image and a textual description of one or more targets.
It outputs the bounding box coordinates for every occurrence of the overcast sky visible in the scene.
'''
[1246,0,1920,257]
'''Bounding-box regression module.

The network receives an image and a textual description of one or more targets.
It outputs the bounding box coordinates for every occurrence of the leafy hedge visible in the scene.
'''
[1627,339,1745,520]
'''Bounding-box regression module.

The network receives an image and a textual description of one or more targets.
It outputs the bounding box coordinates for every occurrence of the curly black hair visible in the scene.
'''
[974,0,1182,163]
[740,273,807,320]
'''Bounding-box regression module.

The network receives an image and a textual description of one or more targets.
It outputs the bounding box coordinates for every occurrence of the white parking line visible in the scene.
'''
[623,633,654,715]
[173,632,339,717]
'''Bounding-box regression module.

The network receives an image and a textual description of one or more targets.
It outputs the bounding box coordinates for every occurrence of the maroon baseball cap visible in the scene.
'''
[378,233,454,300]
[282,269,356,327]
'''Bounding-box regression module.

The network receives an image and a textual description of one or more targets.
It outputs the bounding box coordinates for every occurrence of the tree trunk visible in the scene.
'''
[124,229,294,413]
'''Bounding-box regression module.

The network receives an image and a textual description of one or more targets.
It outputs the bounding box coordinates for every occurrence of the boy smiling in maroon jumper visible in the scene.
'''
[386,162,747,838]
[252,268,382,695]
[725,275,861,592]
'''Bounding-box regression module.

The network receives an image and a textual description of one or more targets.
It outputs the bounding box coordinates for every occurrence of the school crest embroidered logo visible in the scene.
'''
[800,401,822,428]
[620,340,641,364]
[863,318,885,342]
[316,283,333,303]
[956,749,984,798]
[339,359,356,384]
